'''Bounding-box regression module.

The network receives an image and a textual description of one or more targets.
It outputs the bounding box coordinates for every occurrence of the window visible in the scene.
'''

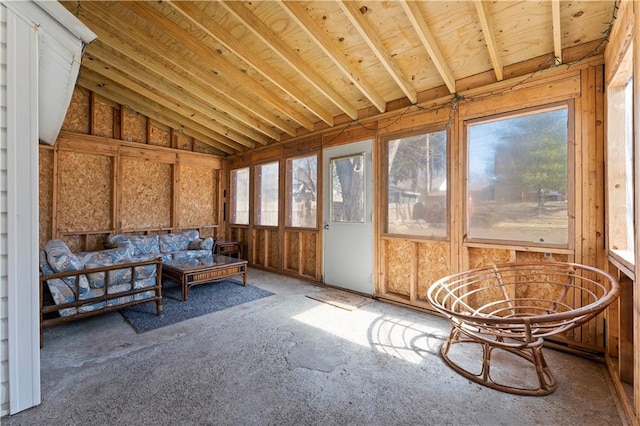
[230,167,249,225]
[256,162,279,226]
[467,106,569,245]
[607,45,634,266]
[386,130,447,237]
[330,154,365,223]
[286,155,317,228]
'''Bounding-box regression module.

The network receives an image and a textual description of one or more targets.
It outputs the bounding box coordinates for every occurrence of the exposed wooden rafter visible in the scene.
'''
[278,0,386,114]
[339,1,418,104]
[552,0,563,65]
[401,1,457,93]
[473,0,504,82]
[217,1,347,123]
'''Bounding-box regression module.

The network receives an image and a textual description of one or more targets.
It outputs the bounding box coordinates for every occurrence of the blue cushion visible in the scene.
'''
[44,240,90,295]
[106,234,160,256]
[159,230,199,253]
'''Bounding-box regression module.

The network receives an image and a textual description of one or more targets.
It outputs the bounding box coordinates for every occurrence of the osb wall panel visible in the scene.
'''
[148,123,171,148]
[416,243,449,302]
[467,247,512,270]
[180,165,216,227]
[286,231,300,272]
[384,239,413,297]
[57,151,112,232]
[302,232,317,277]
[39,148,54,248]
[121,158,171,229]
[93,97,114,138]
[466,247,513,310]
[61,87,89,134]
[176,132,193,151]
[268,229,280,269]
[121,106,147,143]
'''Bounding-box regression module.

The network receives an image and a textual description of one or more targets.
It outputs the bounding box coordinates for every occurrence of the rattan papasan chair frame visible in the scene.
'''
[426,261,620,396]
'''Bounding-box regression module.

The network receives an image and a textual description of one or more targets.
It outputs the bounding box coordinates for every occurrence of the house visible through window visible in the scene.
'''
[466,105,569,245]
[286,155,317,228]
[256,162,279,226]
[230,167,249,225]
[386,129,448,237]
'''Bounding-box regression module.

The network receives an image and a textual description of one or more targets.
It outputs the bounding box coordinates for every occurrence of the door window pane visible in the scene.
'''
[467,107,569,244]
[330,154,364,223]
[230,167,249,225]
[256,162,279,226]
[387,130,447,237]
[286,155,317,228]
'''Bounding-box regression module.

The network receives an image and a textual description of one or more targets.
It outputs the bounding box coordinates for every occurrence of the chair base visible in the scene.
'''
[441,324,557,396]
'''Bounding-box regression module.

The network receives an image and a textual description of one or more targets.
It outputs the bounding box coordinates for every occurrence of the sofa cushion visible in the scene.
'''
[159,230,199,253]
[77,245,133,266]
[188,237,214,251]
[106,234,161,256]
[84,262,133,288]
[77,246,135,288]
[171,250,212,261]
[44,240,90,295]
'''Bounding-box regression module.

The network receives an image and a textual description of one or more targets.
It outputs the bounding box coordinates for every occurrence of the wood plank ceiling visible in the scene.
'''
[61,1,616,156]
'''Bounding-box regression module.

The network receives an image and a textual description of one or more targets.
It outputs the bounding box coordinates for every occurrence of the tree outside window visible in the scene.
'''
[287,155,317,228]
[467,106,569,245]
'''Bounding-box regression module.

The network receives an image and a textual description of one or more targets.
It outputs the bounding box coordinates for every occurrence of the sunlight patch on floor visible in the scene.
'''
[292,304,448,365]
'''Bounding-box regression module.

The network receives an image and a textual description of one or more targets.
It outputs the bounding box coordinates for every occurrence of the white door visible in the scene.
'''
[323,140,374,295]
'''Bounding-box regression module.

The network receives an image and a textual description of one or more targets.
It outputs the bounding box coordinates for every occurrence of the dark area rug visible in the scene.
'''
[120,279,274,333]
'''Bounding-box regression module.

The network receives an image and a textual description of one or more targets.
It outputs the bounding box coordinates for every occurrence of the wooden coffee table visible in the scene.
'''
[162,254,248,301]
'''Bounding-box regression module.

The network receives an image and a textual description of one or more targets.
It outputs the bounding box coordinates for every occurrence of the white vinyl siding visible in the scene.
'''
[0,4,9,417]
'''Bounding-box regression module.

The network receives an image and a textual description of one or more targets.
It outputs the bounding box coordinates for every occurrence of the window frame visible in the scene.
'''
[463,102,573,248]
[606,43,635,274]
[382,124,450,241]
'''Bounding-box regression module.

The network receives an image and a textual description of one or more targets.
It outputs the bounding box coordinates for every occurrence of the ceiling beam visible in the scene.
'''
[218,0,355,121]
[70,1,316,133]
[473,0,504,82]
[162,1,323,132]
[339,1,417,104]
[277,0,386,114]
[82,56,259,149]
[122,2,314,133]
[551,0,563,64]
[87,44,283,142]
[79,69,245,153]
[84,49,274,146]
[401,1,457,93]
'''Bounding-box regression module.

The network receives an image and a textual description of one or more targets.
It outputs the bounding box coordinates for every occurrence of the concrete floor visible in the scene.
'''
[4,268,627,425]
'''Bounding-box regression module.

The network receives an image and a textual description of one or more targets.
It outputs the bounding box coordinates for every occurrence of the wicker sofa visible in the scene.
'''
[39,230,216,345]
[39,239,163,346]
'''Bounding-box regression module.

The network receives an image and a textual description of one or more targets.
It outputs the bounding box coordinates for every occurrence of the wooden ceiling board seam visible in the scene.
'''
[76,1,316,133]
[81,57,261,149]
[79,70,244,154]
[339,0,418,104]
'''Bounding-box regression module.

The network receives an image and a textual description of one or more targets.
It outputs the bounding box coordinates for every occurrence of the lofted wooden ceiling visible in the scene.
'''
[61,1,616,156]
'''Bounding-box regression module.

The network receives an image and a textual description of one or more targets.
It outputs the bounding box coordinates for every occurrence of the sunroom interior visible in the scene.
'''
[4,0,640,423]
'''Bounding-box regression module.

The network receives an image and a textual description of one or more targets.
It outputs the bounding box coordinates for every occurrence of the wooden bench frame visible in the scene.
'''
[40,257,164,346]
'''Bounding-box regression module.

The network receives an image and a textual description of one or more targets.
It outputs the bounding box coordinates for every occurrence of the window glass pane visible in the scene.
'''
[467,107,568,244]
[256,162,279,226]
[330,154,364,223]
[230,167,249,225]
[387,130,447,237]
[286,155,317,228]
